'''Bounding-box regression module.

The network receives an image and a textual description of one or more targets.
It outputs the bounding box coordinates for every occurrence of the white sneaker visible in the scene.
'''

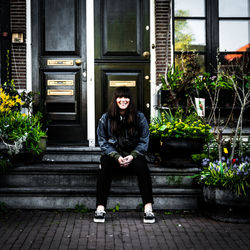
[143,211,155,224]
[93,210,106,223]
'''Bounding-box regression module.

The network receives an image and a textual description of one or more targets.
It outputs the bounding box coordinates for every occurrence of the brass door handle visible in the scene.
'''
[75,59,82,66]
[143,51,150,58]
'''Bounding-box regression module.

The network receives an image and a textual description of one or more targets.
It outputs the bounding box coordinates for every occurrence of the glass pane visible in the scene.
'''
[175,0,205,17]
[219,0,250,17]
[219,21,250,51]
[175,54,205,72]
[175,20,206,51]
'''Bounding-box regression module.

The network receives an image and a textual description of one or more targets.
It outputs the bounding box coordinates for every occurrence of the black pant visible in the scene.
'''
[96,155,154,208]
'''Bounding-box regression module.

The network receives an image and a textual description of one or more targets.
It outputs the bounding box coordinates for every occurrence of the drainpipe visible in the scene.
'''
[26,0,32,92]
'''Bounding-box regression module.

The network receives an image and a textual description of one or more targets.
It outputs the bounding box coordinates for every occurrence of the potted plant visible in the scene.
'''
[0,84,47,168]
[189,56,250,222]
[191,151,250,222]
[149,108,212,163]
[158,52,201,109]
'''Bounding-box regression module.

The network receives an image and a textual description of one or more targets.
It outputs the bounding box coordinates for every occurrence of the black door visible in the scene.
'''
[32,0,87,144]
[94,0,150,123]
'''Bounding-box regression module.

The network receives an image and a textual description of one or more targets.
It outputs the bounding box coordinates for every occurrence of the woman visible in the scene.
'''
[94,87,155,223]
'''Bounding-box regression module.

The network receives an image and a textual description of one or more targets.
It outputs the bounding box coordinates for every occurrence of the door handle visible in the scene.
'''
[75,59,82,66]
[143,51,150,58]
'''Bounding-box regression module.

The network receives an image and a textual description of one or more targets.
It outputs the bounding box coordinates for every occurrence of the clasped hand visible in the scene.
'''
[118,155,133,167]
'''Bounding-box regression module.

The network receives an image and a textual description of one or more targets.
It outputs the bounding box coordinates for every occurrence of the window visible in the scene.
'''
[173,0,250,73]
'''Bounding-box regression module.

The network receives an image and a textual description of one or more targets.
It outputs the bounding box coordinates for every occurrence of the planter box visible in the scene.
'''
[203,186,250,223]
[161,138,204,161]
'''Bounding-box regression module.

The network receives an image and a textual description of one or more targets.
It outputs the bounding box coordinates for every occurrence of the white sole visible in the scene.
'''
[93,218,105,223]
[143,218,155,224]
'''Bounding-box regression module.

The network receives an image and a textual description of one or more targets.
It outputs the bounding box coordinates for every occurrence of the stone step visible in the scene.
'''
[0,146,202,210]
[0,187,201,210]
[42,146,101,163]
[0,163,199,188]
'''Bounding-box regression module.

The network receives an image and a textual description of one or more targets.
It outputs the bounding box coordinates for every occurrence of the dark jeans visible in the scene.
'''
[96,155,154,208]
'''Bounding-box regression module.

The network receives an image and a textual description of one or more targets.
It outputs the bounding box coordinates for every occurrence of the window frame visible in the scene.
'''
[172,0,250,74]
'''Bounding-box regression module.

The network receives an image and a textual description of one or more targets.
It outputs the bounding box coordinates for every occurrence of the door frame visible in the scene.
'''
[27,0,157,147]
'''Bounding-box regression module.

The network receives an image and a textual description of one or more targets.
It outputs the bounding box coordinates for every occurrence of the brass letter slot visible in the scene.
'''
[47,60,74,66]
[47,90,74,96]
[109,81,136,87]
[47,80,74,86]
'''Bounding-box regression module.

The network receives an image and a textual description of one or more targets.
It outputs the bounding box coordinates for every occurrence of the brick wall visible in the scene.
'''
[155,0,172,85]
[10,0,26,89]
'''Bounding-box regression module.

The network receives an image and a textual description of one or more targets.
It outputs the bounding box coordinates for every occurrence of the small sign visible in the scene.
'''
[47,60,74,66]
[109,81,136,87]
[195,98,205,117]
[47,80,74,86]
[47,90,74,96]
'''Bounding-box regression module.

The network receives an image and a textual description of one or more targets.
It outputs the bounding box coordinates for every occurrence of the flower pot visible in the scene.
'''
[10,136,47,166]
[203,186,250,223]
[161,138,204,161]
[148,138,161,153]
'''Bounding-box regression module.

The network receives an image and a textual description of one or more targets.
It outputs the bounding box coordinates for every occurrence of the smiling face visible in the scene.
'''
[116,96,130,110]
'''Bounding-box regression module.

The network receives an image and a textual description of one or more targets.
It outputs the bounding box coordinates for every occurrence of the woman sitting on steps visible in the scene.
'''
[94,86,155,224]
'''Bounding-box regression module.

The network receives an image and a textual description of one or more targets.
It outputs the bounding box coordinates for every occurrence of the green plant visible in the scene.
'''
[150,108,212,141]
[0,202,8,216]
[110,203,120,212]
[0,111,46,156]
[190,156,250,197]
[74,204,89,213]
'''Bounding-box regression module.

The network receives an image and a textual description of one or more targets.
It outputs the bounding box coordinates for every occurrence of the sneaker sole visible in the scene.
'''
[143,218,155,224]
[93,218,105,223]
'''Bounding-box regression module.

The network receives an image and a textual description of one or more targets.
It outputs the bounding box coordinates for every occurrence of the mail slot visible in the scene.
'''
[47,60,74,66]
[109,81,136,87]
[47,90,74,96]
[47,80,74,86]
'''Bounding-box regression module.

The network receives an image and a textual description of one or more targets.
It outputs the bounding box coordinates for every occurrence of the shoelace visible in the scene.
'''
[145,211,154,217]
[96,210,106,216]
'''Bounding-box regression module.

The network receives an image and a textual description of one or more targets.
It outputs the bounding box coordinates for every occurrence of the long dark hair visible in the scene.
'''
[108,87,137,136]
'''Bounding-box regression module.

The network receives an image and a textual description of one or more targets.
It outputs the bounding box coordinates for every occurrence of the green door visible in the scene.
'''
[32,0,87,144]
[94,0,150,123]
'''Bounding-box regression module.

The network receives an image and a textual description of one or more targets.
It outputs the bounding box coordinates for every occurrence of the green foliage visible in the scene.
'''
[149,108,212,141]
[160,65,184,91]
[190,157,250,197]
[74,204,89,213]
[136,203,144,212]
[0,157,11,173]
[0,202,8,216]
[0,111,46,155]
[110,203,120,212]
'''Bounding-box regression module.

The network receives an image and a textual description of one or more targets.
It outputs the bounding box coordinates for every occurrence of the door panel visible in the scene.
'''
[95,0,150,60]
[95,0,150,125]
[44,0,77,53]
[95,63,150,123]
[32,0,87,144]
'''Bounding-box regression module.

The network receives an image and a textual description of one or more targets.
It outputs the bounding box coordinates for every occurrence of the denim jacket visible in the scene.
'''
[97,112,149,158]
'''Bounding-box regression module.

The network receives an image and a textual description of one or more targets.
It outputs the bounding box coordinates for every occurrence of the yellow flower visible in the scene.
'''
[224,148,228,154]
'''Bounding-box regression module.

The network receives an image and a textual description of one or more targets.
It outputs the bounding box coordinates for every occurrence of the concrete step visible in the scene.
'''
[0,162,201,210]
[0,146,202,210]
[0,187,201,210]
[42,146,101,163]
[0,163,199,188]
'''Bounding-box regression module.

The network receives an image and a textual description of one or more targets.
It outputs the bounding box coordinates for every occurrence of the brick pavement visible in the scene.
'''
[0,210,250,250]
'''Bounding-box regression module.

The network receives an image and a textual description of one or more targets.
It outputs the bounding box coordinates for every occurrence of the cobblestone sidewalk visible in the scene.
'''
[0,210,250,250]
